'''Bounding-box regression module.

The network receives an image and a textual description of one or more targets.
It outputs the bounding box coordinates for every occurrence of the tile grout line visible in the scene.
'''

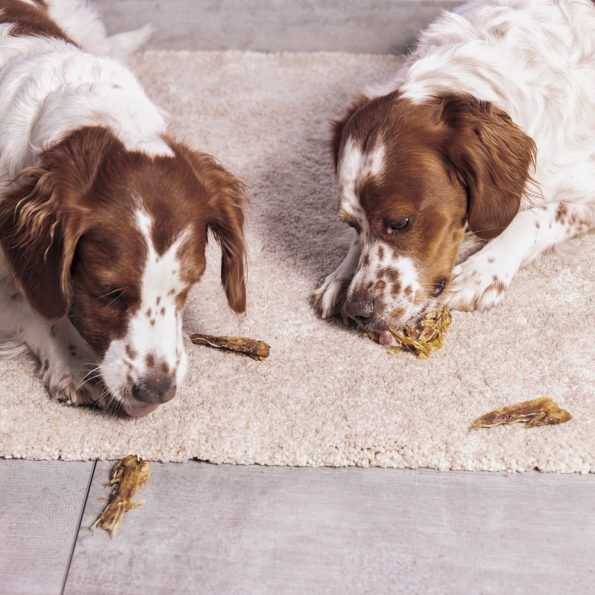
[60,459,97,595]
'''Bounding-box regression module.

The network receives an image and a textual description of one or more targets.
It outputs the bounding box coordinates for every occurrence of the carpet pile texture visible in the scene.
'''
[0,51,593,472]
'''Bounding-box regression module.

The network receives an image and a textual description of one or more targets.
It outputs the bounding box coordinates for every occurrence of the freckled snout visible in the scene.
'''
[344,296,377,325]
[132,372,177,405]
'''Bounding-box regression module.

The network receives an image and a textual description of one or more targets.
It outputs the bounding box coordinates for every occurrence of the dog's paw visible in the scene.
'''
[40,358,103,407]
[312,272,350,319]
[445,254,514,312]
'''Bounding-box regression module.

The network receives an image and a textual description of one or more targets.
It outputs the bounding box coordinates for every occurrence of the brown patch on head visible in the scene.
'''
[160,307,165,316]
[338,91,533,312]
[145,354,155,368]
[146,307,152,317]
[125,345,137,360]
[391,280,402,297]
[375,279,386,291]
[0,126,246,359]
[330,94,370,171]
[377,245,384,261]
[161,362,170,375]
[0,0,75,43]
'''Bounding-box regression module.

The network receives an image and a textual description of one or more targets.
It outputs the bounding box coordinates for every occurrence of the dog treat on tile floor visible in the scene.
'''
[92,455,151,536]
[470,397,572,430]
[190,334,270,360]
[387,306,452,359]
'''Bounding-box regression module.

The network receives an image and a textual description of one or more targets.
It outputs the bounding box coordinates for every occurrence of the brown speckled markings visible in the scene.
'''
[556,203,568,223]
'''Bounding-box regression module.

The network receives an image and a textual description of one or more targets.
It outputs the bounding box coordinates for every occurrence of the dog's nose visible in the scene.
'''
[132,374,176,404]
[344,298,375,324]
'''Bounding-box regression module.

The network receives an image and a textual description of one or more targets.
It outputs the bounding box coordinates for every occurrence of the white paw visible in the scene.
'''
[445,254,514,312]
[312,271,351,319]
[41,357,103,407]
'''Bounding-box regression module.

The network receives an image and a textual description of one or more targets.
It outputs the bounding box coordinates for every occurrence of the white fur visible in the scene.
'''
[44,0,153,59]
[317,0,595,324]
[0,1,175,408]
[101,209,189,399]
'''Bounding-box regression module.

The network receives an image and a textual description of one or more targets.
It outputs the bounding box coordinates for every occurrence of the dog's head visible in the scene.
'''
[0,127,246,416]
[331,92,535,339]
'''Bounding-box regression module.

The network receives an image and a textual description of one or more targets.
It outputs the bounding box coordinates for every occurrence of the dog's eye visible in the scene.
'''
[387,218,410,233]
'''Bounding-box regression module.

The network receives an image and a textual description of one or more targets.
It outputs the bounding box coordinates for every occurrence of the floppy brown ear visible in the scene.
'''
[179,148,248,313]
[0,127,112,318]
[330,94,370,172]
[437,94,536,240]
[0,168,87,319]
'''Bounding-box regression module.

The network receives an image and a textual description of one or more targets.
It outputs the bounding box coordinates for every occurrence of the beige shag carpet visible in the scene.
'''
[0,51,593,472]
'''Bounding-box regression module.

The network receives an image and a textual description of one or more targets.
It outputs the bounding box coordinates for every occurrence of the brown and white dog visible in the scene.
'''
[0,0,247,416]
[314,0,595,346]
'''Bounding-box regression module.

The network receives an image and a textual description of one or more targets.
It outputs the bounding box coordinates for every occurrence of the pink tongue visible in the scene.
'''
[123,400,159,418]
[378,330,395,347]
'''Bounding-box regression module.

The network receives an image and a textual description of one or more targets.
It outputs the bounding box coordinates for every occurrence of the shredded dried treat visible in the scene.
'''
[92,455,151,536]
[470,397,572,430]
[190,333,270,361]
[387,306,452,359]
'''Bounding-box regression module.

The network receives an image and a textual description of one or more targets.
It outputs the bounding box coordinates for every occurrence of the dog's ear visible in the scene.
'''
[0,128,112,318]
[330,94,370,172]
[0,168,87,319]
[178,147,248,314]
[438,94,536,240]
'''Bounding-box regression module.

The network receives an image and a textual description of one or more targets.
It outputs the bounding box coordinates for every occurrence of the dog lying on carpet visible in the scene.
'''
[313,0,595,347]
[0,0,247,416]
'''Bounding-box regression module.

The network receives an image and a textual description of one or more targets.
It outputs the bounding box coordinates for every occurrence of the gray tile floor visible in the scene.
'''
[97,0,459,54]
[1,460,594,594]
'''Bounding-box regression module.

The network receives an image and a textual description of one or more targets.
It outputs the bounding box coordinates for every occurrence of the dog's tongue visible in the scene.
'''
[377,330,395,347]
[123,400,159,418]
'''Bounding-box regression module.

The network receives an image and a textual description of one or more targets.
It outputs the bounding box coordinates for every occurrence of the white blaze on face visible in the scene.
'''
[338,136,385,227]
[101,209,190,400]
[337,138,426,326]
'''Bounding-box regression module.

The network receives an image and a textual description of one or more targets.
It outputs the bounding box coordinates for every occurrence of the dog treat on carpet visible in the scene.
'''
[190,334,270,361]
[387,306,452,359]
[470,397,572,430]
[92,455,151,536]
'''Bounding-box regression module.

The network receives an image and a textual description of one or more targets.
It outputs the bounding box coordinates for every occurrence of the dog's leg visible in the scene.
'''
[313,232,362,319]
[44,0,152,59]
[0,279,103,406]
[445,202,594,312]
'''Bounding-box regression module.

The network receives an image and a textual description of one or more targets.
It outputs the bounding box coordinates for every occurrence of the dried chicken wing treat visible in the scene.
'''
[471,397,572,430]
[92,455,151,536]
[190,334,270,361]
[387,306,452,359]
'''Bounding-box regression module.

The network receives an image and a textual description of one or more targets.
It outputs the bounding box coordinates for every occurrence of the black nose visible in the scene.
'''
[344,299,375,324]
[132,375,176,404]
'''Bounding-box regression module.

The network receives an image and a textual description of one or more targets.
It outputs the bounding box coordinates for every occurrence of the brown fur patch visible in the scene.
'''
[0,126,247,358]
[0,0,74,43]
[334,91,534,310]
